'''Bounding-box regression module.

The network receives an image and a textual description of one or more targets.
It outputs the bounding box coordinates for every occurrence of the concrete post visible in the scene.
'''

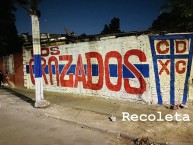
[31,14,50,108]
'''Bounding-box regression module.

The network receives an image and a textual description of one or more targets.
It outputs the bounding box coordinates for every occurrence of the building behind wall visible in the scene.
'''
[0,51,24,87]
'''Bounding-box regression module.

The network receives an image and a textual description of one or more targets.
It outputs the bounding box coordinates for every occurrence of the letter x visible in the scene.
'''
[158,60,170,75]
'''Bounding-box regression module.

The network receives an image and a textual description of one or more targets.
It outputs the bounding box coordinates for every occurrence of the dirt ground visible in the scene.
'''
[0,96,130,145]
[5,87,193,145]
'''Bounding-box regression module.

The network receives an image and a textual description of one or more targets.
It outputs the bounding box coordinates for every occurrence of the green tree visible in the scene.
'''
[101,24,110,34]
[0,0,23,56]
[101,17,121,34]
[109,17,121,33]
[150,0,193,32]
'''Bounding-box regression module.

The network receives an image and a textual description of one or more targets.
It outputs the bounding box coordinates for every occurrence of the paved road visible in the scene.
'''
[0,89,130,145]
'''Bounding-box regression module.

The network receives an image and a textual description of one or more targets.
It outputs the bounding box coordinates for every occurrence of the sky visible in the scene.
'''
[15,0,166,36]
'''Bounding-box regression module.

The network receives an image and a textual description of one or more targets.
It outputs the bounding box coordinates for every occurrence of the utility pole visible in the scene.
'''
[30,9,50,107]
[16,0,50,107]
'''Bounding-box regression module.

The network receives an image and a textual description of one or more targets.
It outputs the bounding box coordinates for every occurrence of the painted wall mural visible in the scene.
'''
[149,34,193,105]
[26,49,149,93]
[23,34,193,105]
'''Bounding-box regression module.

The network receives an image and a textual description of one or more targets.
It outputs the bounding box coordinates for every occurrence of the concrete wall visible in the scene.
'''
[23,33,193,105]
[13,52,24,87]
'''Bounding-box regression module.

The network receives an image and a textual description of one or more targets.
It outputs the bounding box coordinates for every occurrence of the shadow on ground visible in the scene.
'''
[1,87,35,107]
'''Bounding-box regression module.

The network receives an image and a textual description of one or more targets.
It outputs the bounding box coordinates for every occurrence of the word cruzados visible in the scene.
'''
[122,112,190,122]
[29,48,148,94]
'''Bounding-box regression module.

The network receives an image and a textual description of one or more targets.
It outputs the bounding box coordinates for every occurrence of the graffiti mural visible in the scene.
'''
[23,34,193,104]
[149,34,193,105]
[26,47,149,95]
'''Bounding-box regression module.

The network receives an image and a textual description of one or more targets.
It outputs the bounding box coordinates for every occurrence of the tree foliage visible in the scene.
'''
[150,0,193,32]
[17,0,42,9]
[0,0,42,56]
[101,17,122,34]
[0,0,23,56]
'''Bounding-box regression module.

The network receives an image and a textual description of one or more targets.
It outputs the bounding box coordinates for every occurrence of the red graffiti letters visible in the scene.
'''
[176,60,186,74]
[41,58,49,84]
[124,49,146,94]
[176,41,187,54]
[29,47,147,94]
[156,40,188,75]
[158,60,170,75]
[105,51,122,91]
[48,56,59,86]
[156,40,170,54]
[74,54,87,88]
[86,52,104,90]
[59,55,73,87]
